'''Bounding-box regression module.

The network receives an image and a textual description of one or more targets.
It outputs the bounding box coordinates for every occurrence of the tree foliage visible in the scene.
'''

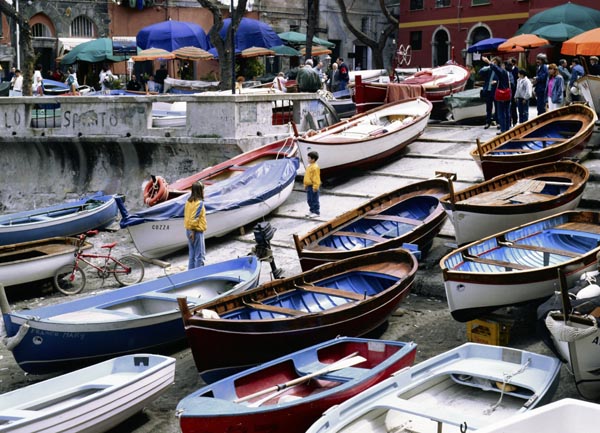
[334,0,398,69]
[0,0,35,95]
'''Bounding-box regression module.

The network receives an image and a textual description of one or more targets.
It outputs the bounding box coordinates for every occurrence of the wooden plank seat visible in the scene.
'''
[507,137,567,142]
[245,302,303,316]
[333,231,387,243]
[498,241,580,258]
[295,284,367,301]
[363,214,422,225]
[463,253,532,270]
[487,148,536,153]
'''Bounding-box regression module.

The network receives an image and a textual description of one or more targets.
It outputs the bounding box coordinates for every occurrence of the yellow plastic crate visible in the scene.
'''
[466,315,512,346]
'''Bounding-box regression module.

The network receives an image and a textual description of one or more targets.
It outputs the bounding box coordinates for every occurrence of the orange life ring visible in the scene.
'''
[143,175,169,206]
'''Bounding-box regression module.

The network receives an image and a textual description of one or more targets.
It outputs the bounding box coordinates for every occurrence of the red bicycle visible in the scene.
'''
[53,230,145,295]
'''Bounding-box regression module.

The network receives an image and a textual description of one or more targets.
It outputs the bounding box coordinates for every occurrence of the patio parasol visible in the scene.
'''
[60,38,128,65]
[561,27,600,56]
[532,23,584,42]
[498,34,549,52]
[172,46,214,61]
[466,37,507,53]
[137,20,210,51]
[301,45,332,56]
[516,3,600,36]
[239,46,275,58]
[277,31,335,48]
[271,45,301,57]
[131,47,175,62]
[216,18,283,51]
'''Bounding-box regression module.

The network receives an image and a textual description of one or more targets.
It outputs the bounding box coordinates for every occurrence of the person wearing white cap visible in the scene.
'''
[589,56,600,76]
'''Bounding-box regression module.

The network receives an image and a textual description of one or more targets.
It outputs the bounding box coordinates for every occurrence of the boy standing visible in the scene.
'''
[303,151,321,218]
[515,69,532,124]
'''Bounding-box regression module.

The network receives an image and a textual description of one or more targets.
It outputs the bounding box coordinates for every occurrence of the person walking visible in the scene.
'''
[482,56,511,134]
[545,63,564,111]
[183,181,207,270]
[515,69,532,124]
[532,53,548,115]
[303,151,321,218]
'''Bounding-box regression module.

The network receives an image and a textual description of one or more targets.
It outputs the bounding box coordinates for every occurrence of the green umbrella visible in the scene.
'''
[516,3,600,35]
[60,38,128,65]
[277,31,335,48]
[532,23,584,42]
[271,45,301,56]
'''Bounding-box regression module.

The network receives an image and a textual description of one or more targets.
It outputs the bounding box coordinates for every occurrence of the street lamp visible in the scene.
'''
[127,58,134,80]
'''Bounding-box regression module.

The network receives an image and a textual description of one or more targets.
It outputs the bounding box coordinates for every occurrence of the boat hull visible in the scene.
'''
[0,237,92,287]
[127,180,295,258]
[294,178,449,271]
[441,211,600,322]
[0,354,175,433]
[1,256,260,374]
[0,192,118,247]
[179,249,418,382]
[177,337,417,433]
[297,98,432,176]
[440,161,589,245]
[470,104,597,180]
[576,74,600,115]
[305,343,561,433]
[443,88,485,123]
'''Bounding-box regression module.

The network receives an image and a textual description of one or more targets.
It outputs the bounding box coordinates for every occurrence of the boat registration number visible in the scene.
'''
[151,224,170,230]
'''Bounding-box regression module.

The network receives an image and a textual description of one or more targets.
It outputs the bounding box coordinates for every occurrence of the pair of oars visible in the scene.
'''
[233,351,367,405]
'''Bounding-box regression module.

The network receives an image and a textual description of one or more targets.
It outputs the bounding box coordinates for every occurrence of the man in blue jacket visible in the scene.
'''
[532,54,548,115]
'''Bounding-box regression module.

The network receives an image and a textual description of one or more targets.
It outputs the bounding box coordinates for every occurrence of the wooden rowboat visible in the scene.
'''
[178,248,418,383]
[293,178,449,271]
[297,98,432,177]
[470,104,597,180]
[441,210,600,322]
[306,343,561,433]
[440,161,589,246]
[0,256,260,374]
[0,354,175,433]
[0,237,92,288]
[176,337,417,433]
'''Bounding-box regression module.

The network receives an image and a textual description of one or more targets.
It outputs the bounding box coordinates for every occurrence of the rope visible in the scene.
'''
[484,358,531,415]
[545,312,598,342]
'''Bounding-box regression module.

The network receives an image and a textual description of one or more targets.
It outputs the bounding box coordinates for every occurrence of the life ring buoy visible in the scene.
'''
[143,175,168,206]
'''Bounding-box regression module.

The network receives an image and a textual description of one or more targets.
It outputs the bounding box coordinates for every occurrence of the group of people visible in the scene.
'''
[478,53,600,134]
[273,57,351,94]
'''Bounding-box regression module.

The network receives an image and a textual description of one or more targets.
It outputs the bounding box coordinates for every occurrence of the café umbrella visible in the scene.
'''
[532,23,584,43]
[498,34,549,52]
[561,27,600,56]
[131,47,175,62]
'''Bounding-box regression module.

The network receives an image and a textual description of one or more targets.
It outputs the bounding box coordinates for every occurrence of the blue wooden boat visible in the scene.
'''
[306,343,561,433]
[441,210,600,322]
[0,192,118,247]
[178,248,418,383]
[0,354,175,432]
[119,158,299,258]
[0,255,260,374]
[176,337,417,433]
[293,178,449,271]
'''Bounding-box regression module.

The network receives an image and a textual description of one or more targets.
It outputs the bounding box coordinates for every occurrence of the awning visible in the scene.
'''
[59,37,94,51]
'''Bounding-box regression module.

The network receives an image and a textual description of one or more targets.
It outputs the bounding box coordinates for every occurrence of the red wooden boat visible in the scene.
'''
[176,337,417,433]
[142,136,298,206]
[353,63,469,114]
[177,248,418,383]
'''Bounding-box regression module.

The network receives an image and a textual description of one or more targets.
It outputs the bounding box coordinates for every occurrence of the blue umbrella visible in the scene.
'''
[137,20,210,51]
[467,37,507,53]
[214,18,283,50]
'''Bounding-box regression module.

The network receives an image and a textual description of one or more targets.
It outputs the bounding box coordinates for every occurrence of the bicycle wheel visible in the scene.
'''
[114,255,145,286]
[53,265,86,295]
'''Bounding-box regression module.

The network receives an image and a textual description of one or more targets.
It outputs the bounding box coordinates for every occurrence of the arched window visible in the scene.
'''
[70,16,96,38]
[32,23,51,38]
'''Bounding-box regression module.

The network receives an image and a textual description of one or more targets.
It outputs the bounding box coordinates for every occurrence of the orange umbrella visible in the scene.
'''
[172,46,213,61]
[498,34,549,52]
[301,45,332,56]
[562,27,600,56]
[132,47,175,61]
[239,46,275,58]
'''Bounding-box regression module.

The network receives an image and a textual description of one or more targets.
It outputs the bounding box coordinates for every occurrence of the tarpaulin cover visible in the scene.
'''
[118,158,299,228]
[444,88,484,109]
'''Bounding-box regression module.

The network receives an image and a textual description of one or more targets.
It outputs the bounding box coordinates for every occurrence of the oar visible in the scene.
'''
[233,351,366,404]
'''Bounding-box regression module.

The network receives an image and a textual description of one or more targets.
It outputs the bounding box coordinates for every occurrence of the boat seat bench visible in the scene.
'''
[463,254,532,270]
[363,214,422,225]
[245,302,303,317]
[507,137,567,142]
[498,241,580,258]
[334,231,386,243]
[295,284,367,301]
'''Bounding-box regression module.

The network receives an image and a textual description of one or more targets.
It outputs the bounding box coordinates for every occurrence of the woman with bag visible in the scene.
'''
[545,63,564,111]
[482,56,511,134]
